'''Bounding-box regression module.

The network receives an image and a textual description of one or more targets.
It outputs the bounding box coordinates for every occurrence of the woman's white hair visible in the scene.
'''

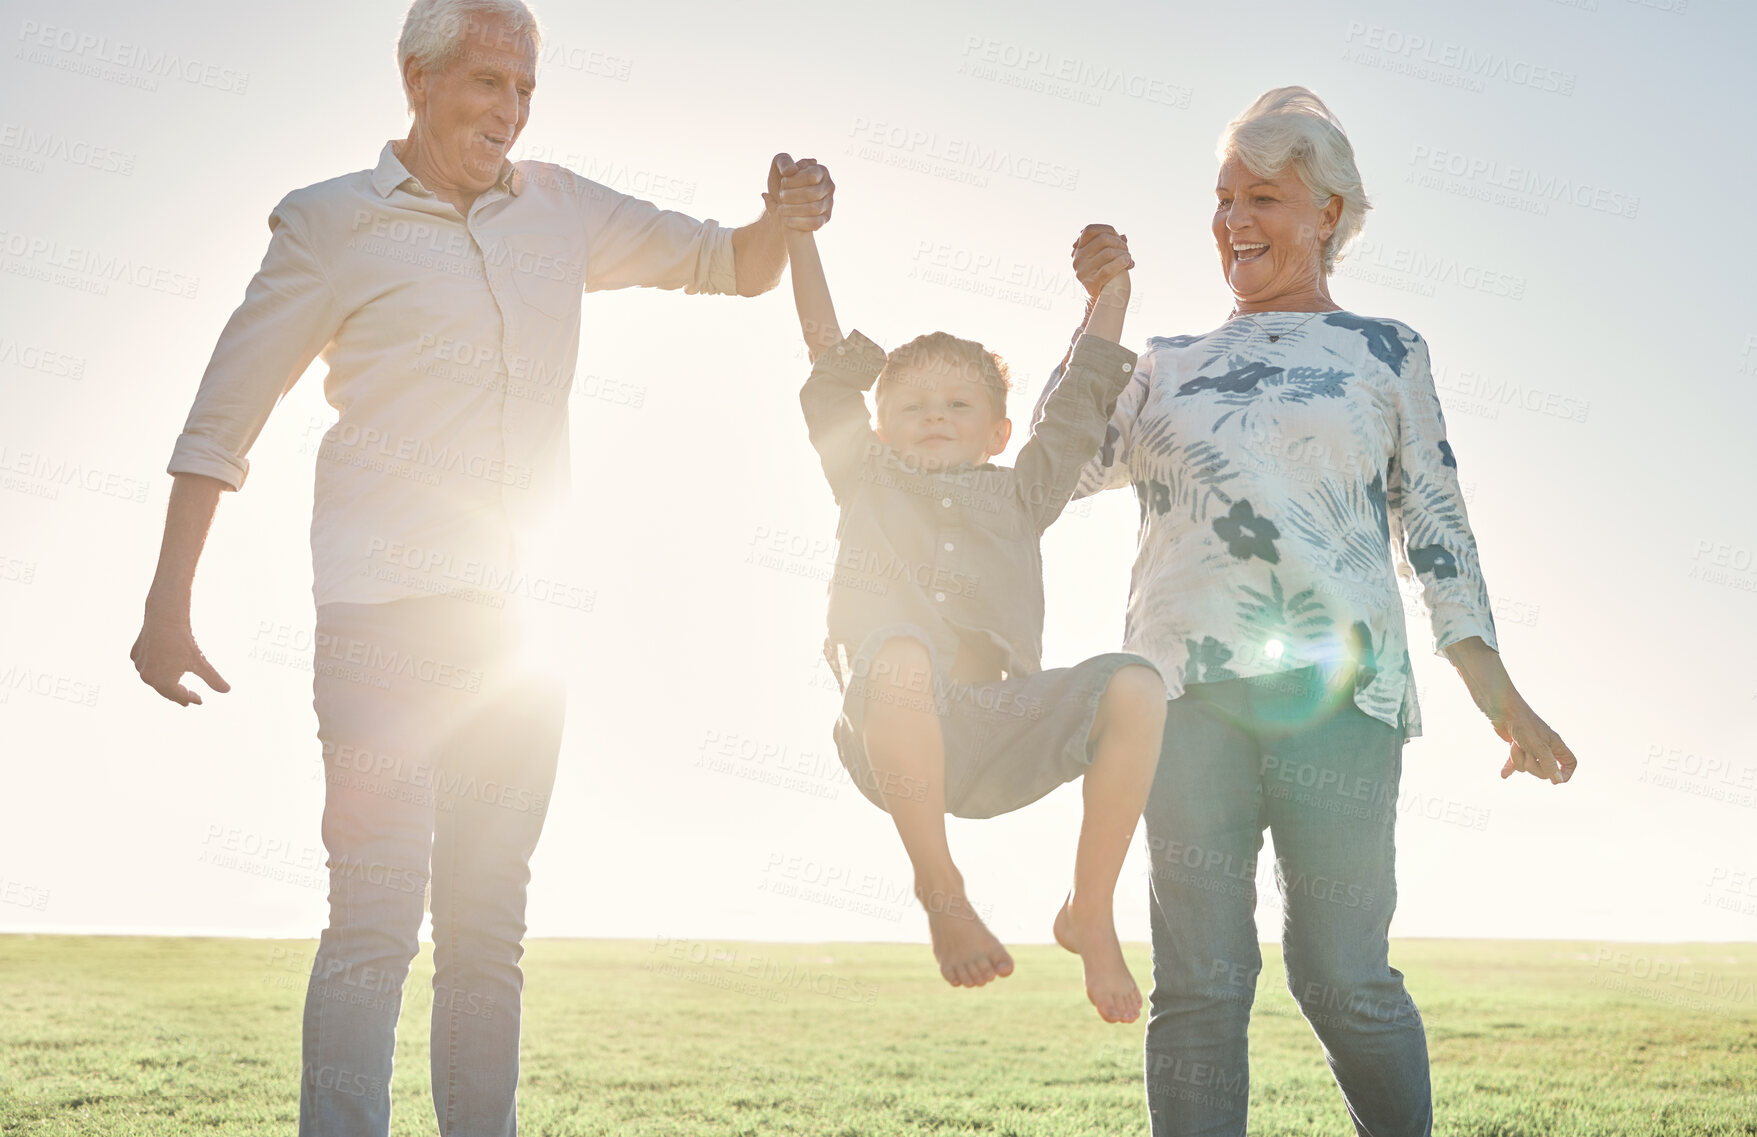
[397,0,542,114]
[1218,87,1370,274]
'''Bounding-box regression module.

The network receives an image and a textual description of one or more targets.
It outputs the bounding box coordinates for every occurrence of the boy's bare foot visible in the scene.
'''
[918,881,1014,988]
[1054,892,1142,1023]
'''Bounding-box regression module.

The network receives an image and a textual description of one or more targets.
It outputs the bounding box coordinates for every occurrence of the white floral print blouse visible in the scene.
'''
[1040,309,1498,739]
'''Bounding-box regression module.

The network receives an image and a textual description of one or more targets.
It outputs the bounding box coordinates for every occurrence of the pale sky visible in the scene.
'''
[3,0,1754,947]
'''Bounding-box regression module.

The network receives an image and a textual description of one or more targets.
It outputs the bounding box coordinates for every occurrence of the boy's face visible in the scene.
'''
[875,363,1011,470]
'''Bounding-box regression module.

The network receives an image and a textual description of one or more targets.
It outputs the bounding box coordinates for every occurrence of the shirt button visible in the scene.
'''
[943,542,954,552]
[836,345,846,355]
[940,497,952,508]
[934,592,946,603]
[1121,360,1131,371]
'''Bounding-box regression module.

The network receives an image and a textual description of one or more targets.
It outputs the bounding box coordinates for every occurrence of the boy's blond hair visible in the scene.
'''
[876,332,1012,417]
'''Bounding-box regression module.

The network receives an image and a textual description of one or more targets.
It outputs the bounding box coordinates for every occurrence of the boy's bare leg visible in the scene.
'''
[862,637,1014,988]
[1053,665,1167,1022]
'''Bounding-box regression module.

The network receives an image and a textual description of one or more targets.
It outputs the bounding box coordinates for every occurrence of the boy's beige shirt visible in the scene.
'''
[169,141,738,606]
[800,330,1138,689]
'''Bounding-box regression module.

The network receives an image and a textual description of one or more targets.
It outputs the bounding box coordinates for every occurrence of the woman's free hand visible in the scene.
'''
[1492,693,1577,785]
[1443,637,1576,786]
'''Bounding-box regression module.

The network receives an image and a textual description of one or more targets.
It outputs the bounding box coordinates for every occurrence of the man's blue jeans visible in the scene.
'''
[1142,667,1431,1137]
[299,595,564,1137]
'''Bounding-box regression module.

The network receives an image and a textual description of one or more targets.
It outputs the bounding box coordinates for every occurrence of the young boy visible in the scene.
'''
[787,222,1167,1023]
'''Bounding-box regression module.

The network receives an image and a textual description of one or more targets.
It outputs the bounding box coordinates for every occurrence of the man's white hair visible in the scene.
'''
[397,0,542,114]
[1218,87,1371,274]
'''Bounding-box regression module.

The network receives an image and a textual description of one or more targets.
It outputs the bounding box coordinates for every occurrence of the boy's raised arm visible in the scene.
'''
[1046,224,1135,378]
[787,227,843,363]
[1081,264,1131,346]
[1014,251,1137,532]
[794,226,884,506]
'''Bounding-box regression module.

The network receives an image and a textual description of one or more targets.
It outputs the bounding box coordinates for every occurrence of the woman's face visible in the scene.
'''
[1212,154,1341,307]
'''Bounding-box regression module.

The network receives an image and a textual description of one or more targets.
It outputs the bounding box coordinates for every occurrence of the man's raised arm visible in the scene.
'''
[732,152,836,296]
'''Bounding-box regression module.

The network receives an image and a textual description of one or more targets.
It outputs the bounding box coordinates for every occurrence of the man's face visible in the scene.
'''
[876,362,1010,471]
[406,14,536,195]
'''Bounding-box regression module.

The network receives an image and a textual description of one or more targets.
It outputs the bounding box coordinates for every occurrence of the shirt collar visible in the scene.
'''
[371,140,519,199]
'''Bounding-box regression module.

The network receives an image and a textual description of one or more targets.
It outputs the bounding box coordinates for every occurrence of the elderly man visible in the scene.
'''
[128,1,831,1133]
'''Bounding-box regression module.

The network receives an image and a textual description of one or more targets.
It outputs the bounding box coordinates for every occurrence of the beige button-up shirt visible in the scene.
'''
[169,141,739,606]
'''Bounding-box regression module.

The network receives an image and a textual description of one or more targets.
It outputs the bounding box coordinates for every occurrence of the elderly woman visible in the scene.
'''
[129,1,830,1134]
[1046,87,1577,1135]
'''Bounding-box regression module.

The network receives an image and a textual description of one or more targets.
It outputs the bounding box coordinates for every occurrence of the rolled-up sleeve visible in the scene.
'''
[582,188,737,296]
[167,198,341,489]
[1035,335,1153,502]
[1015,333,1138,531]
[1388,333,1499,656]
[799,330,888,507]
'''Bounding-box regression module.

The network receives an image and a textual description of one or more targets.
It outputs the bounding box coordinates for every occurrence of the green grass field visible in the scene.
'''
[2,936,1753,1135]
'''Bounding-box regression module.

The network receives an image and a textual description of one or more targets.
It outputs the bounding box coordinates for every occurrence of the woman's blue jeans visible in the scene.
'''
[1142,666,1431,1136]
[299,595,564,1137]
